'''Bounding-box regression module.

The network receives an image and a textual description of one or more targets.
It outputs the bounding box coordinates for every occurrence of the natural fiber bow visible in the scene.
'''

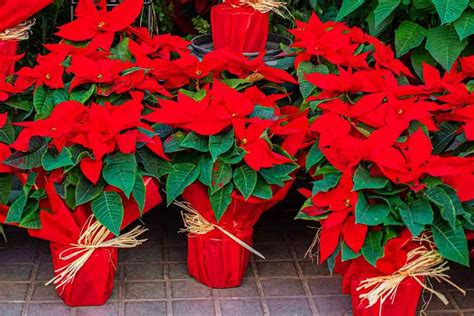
[357,238,465,315]
[46,215,148,289]
[224,0,293,19]
[0,20,35,41]
[174,200,265,259]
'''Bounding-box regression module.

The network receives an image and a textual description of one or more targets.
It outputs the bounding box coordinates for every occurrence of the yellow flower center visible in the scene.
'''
[45,73,51,80]
[97,21,106,29]
[344,199,351,207]
[96,73,104,79]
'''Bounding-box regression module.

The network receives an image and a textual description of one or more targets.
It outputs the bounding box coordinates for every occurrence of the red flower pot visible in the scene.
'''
[49,243,117,307]
[187,228,253,288]
[211,2,268,53]
[0,40,18,76]
[350,275,423,316]
[182,180,293,288]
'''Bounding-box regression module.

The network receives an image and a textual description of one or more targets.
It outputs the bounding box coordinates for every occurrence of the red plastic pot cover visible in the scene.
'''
[0,0,53,33]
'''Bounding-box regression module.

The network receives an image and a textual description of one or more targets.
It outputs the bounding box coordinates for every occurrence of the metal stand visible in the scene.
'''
[69,0,155,33]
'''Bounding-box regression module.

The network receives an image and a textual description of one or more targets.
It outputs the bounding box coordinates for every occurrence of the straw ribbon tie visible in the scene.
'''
[0,20,35,41]
[45,215,148,289]
[174,200,266,260]
[223,0,293,20]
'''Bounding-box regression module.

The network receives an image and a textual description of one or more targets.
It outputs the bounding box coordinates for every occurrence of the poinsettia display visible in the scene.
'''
[292,13,473,303]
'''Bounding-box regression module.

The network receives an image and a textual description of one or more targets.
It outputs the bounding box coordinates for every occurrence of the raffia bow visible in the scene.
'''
[45,215,148,289]
[174,200,265,259]
[0,20,35,41]
[224,0,293,20]
[356,238,466,315]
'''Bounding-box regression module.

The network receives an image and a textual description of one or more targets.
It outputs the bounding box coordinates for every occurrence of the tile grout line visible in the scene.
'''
[249,256,270,315]
[163,239,174,316]
[287,237,320,316]
[118,261,125,316]
[21,241,41,316]
[211,289,222,316]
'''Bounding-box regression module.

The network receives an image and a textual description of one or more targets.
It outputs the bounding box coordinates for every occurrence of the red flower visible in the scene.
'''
[438,105,474,140]
[234,119,291,171]
[56,0,143,50]
[127,27,191,59]
[0,75,21,101]
[16,54,65,89]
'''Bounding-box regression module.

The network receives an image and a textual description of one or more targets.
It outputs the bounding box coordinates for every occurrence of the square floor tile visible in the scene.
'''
[27,303,70,316]
[262,278,305,297]
[0,283,28,301]
[266,297,312,316]
[171,280,211,298]
[169,263,191,280]
[308,277,342,295]
[168,246,187,262]
[220,299,263,315]
[256,261,297,277]
[125,281,166,299]
[123,245,162,263]
[172,300,214,316]
[0,264,32,281]
[125,301,167,316]
[31,283,61,301]
[452,290,474,309]
[36,263,54,281]
[0,303,23,316]
[125,264,163,280]
[214,278,259,298]
[314,295,352,315]
[0,249,35,264]
[299,260,330,276]
[254,243,292,261]
[76,303,119,316]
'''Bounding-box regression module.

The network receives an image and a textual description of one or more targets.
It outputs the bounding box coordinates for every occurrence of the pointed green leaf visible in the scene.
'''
[0,174,12,204]
[361,231,384,267]
[306,141,324,172]
[353,165,388,191]
[425,25,467,70]
[70,84,96,103]
[233,165,257,200]
[91,191,124,236]
[355,193,390,225]
[252,176,273,199]
[454,10,474,40]
[198,155,213,187]
[341,241,361,261]
[209,182,233,222]
[432,218,468,265]
[373,0,401,29]
[75,176,105,206]
[209,129,234,161]
[432,0,469,24]
[297,62,329,99]
[180,132,209,152]
[4,138,48,170]
[41,147,74,171]
[260,163,297,187]
[137,147,173,179]
[425,185,464,229]
[103,153,137,198]
[166,163,200,205]
[399,199,433,236]
[336,0,365,21]
[132,174,146,215]
[0,120,15,144]
[312,173,341,195]
[211,160,233,193]
[395,21,426,57]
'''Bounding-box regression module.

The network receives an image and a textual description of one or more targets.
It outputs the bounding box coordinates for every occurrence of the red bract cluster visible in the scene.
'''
[293,14,474,267]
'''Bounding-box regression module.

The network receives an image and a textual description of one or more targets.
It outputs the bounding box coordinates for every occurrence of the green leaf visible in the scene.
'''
[432,218,469,265]
[103,153,137,198]
[5,173,36,224]
[233,165,257,200]
[355,193,391,225]
[52,89,69,105]
[163,132,186,153]
[341,241,361,261]
[110,38,132,61]
[306,141,324,172]
[252,176,273,199]
[220,147,245,164]
[312,173,342,195]
[432,122,459,154]
[260,163,297,186]
[75,175,105,206]
[432,0,469,24]
[209,182,233,222]
[425,25,468,70]
[454,10,474,40]
[0,174,11,204]
[209,129,234,161]
[361,231,384,267]
[198,155,213,187]
[18,200,41,229]
[166,163,200,205]
[211,160,233,193]
[336,0,365,21]
[180,132,209,152]
[399,199,433,236]
[395,21,426,57]
[0,120,15,144]
[413,0,432,9]
[250,106,277,120]
[41,147,74,171]
[137,147,173,178]
[411,47,437,79]
[352,165,389,191]
[425,185,464,229]
[373,0,401,29]
[132,174,146,215]
[4,138,48,170]
[297,62,329,99]
[91,191,124,236]
[70,85,96,103]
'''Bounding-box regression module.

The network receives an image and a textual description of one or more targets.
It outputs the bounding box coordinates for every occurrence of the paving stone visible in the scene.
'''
[168,246,187,262]
[171,280,211,298]
[169,262,192,280]
[0,232,38,249]
[253,243,292,261]
[214,278,259,298]
[220,299,263,315]
[172,299,214,316]
[76,303,119,316]
[266,297,312,316]
[124,301,167,316]
[36,263,54,281]
[125,264,163,280]
[0,303,23,316]
[124,281,166,299]
[0,249,35,264]
[0,264,32,281]
[254,229,286,243]
[123,245,162,262]
[425,292,456,311]
[27,303,71,316]
[308,277,343,295]
[452,290,474,309]
[262,278,305,297]
[0,283,28,301]
[286,229,317,244]
[292,243,313,260]
[256,261,297,277]
[313,295,352,315]
[31,283,61,301]
[299,260,330,276]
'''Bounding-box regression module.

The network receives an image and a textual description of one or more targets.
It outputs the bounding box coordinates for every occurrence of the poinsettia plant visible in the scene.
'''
[292,14,474,269]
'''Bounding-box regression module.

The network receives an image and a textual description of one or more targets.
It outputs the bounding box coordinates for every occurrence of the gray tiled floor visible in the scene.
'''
[0,203,473,316]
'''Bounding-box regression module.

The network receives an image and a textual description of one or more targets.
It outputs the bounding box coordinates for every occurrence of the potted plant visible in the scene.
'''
[291,14,472,314]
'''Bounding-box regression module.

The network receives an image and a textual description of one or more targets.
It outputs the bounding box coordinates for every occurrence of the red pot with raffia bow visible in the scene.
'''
[211,0,269,53]
[26,177,161,306]
[181,179,294,288]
